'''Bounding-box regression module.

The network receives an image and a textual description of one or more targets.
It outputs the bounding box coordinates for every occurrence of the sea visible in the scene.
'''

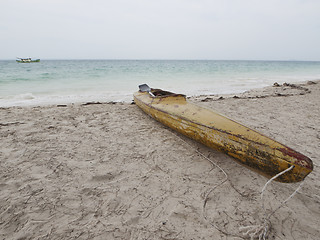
[0,60,319,107]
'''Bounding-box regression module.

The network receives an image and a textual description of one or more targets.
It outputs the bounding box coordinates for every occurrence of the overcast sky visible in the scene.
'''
[1,0,319,60]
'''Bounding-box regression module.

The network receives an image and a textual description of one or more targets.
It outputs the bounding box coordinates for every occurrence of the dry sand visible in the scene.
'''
[0,81,319,240]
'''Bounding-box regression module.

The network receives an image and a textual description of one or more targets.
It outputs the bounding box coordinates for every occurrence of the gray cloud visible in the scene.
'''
[1,0,319,60]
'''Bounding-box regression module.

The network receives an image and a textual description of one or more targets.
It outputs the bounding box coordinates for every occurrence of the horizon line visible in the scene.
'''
[2,58,320,62]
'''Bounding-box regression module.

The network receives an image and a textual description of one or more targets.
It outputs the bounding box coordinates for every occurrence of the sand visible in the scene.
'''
[0,81,319,240]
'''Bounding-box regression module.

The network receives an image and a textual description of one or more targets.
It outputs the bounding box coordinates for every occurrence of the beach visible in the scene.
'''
[1,81,319,239]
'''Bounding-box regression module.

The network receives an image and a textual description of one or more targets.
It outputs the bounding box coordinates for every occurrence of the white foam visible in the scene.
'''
[0,92,134,108]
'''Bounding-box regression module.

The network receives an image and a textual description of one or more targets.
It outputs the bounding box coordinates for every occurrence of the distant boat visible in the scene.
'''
[16,58,40,63]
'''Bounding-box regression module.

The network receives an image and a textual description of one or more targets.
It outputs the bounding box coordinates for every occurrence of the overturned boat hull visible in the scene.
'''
[133,87,313,183]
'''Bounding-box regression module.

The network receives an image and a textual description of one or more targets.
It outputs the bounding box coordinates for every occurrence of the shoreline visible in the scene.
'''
[1,81,319,239]
[1,79,319,109]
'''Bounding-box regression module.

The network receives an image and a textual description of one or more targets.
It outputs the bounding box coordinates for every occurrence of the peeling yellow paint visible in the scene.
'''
[134,89,313,183]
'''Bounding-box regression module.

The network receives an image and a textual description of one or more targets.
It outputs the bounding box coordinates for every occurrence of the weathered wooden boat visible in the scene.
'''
[16,58,40,63]
[133,84,313,183]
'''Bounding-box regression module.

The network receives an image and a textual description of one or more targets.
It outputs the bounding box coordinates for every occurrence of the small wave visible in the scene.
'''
[0,93,37,107]
[15,93,36,100]
[0,93,36,100]
[11,77,29,82]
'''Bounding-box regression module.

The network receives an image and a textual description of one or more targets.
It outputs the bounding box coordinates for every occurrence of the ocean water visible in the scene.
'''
[0,60,319,107]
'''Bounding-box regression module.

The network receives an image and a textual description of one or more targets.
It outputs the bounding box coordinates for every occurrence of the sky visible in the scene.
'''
[1,0,320,60]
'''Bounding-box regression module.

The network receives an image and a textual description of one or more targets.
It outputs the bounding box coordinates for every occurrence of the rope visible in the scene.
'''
[261,165,294,199]
[168,131,242,237]
[157,116,306,240]
[240,165,304,240]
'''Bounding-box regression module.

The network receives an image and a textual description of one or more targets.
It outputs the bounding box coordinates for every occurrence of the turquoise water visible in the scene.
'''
[0,60,319,107]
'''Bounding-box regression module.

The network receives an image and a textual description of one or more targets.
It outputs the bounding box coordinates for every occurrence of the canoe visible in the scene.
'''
[133,85,313,183]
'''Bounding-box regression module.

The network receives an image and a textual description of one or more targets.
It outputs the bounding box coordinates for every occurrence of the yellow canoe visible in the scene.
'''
[133,85,313,183]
